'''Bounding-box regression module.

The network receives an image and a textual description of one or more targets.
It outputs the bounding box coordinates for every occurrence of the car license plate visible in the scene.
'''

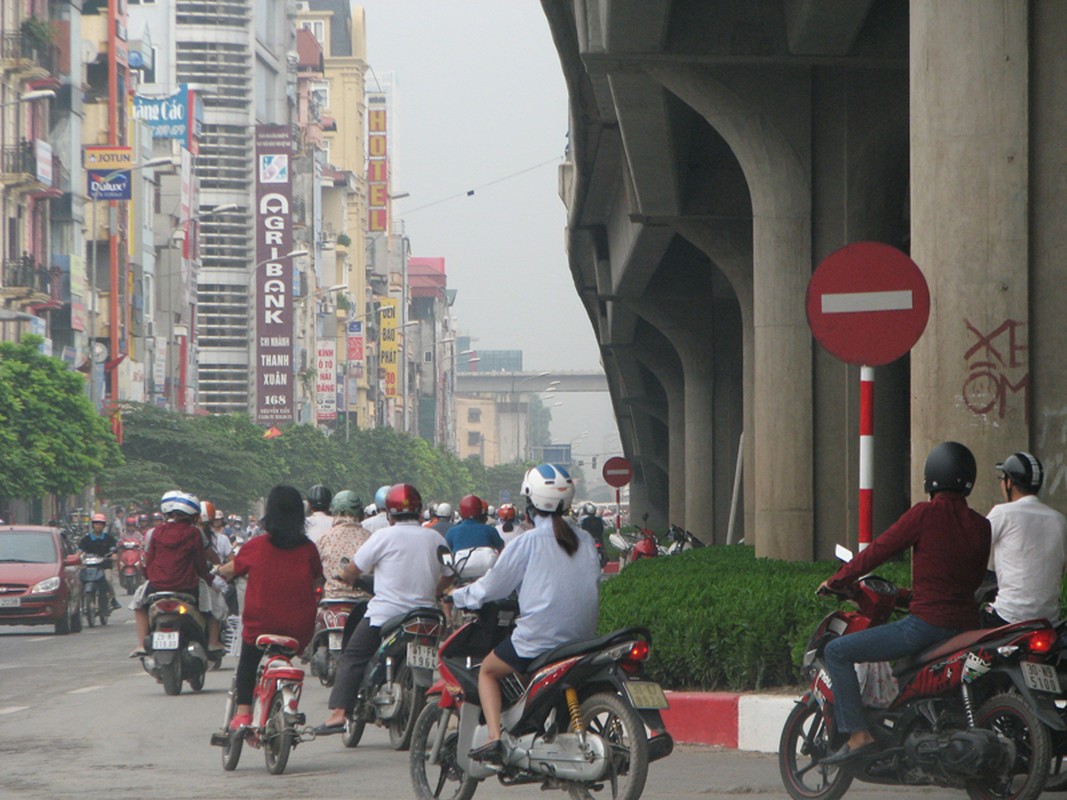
[1022,661,1061,694]
[624,681,669,709]
[328,632,343,651]
[407,642,437,670]
[0,596,21,608]
[152,631,180,650]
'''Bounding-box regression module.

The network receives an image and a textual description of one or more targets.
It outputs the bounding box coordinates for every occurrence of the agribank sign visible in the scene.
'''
[254,125,295,425]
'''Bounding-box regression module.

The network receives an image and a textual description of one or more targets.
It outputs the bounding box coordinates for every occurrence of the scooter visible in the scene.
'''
[665,524,705,555]
[308,594,369,688]
[116,533,145,595]
[779,568,1062,800]
[608,515,664,569]
[79,553,112,627]
[139,590,212,695]
[410,599,674,800]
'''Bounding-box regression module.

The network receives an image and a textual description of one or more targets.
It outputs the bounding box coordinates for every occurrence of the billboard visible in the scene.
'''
[367,94,388,232]
[254,125,296,424]
[315,339,337,421]
[379,297,399,398]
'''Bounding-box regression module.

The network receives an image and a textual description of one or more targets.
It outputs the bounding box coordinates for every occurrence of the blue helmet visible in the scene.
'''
[374,485,390,507]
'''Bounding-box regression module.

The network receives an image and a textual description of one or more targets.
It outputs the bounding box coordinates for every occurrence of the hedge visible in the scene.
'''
[597,546,913,692]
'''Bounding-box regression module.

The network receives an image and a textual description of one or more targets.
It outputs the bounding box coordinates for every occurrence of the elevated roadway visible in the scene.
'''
[455,370,607,395]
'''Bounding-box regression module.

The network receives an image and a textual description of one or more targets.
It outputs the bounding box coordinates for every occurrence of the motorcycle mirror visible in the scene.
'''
[437,544,455,570]
[835,543,854,563]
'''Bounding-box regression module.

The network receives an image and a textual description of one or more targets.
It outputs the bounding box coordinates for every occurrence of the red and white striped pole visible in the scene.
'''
[859,366,874,551]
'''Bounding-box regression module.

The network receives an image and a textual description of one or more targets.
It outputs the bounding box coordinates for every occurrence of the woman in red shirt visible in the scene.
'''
[218,485,323,729]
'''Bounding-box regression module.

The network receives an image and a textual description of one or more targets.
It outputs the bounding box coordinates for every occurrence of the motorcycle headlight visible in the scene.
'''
[31,576,61,594]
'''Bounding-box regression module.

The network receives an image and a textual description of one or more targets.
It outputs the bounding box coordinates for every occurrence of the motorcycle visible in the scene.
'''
[779,571,1062,800]
[116,534,145,595]
[308,594,370,688]
[608,516,664,569]
[665,524,704,555]
[79,552,112,627]
[139,590,213,695]
[409,599,674,800]
[341,605,447,751]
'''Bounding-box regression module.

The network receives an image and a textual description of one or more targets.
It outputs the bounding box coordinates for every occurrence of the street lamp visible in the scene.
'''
[1,89,56,106]
[511,370,551,462]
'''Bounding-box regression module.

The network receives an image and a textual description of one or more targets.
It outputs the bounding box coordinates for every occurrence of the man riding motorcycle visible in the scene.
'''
[79,513,120,610]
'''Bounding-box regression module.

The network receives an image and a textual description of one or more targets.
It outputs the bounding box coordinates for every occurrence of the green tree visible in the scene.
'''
[0,335,121,503]
[528,394,552,448]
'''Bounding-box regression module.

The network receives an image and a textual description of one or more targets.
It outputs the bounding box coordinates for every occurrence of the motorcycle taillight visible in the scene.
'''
[155,599,182,613]
[403,620,441,637]
[1021,628,1057,654]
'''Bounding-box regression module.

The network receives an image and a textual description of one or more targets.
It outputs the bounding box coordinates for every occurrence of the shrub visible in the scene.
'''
[598,546,913,692]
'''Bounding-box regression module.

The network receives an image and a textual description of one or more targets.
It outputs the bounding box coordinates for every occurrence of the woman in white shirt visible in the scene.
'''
[450,463,600,764]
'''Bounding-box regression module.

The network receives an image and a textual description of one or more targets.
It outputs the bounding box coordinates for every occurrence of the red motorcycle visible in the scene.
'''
[607,514,663,569]
[116,532,145,595]
[779,572,1062,800]
[307,595,368,687]
[409,600,674,800]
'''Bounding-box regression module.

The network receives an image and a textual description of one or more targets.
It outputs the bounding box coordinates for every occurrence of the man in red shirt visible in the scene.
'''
[818,442,991,765]
[130,491,212,657]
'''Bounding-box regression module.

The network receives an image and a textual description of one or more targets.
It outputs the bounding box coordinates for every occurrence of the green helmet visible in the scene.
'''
[330,490,363,517]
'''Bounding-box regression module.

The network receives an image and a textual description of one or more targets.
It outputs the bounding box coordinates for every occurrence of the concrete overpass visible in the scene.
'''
[541,1,1067,559]
[455,370,608,395]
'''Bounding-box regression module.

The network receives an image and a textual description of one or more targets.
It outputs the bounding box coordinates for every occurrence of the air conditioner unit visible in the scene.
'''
[294,1,310,12]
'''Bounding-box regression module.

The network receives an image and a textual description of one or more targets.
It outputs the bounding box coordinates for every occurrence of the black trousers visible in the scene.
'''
[235,641,265,706]
[327,616,381,714]
[979,606,1011,628]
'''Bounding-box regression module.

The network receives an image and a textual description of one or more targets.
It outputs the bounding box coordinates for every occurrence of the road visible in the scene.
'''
[0,607,964,800]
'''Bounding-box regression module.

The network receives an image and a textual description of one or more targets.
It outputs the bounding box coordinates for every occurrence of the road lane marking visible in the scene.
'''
[0,706,29,715]
[25,636,55,643]
[67,685,105,695]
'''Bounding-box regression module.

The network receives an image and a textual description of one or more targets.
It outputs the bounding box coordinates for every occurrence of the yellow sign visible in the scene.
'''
[83,146,134,168]
[379,297,399,398]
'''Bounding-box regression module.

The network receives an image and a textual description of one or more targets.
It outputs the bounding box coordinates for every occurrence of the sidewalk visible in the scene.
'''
[660,691,799,753]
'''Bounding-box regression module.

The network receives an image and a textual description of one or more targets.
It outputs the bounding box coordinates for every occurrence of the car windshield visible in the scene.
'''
[0,531,58,564]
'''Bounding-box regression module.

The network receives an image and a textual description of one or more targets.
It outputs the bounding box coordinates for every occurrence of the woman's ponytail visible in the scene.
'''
[551,513,578,555]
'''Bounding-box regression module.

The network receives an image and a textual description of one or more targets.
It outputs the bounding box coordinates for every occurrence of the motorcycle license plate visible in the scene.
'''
[407,642,437,670]
[1022,661,1061,694]
[328,632,343,651]
[0,596,20,608]
[152,631,180,650]
[624,681,669,709]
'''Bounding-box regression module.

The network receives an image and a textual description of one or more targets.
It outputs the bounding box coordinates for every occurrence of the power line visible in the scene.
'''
[402,156,562,215]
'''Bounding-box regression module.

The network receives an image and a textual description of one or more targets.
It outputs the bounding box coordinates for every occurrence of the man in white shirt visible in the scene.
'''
[983,451,1067,626]
[313,483,449,735]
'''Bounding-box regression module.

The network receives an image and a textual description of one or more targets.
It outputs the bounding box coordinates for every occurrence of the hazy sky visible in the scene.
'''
[359,1,621,459]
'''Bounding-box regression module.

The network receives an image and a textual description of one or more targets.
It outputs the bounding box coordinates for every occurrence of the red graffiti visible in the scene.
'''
[963,319,1029,423]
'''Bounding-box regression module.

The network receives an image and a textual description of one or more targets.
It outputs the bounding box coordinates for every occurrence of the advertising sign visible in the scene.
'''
[87,168,131,200]
[367,94,388,232]
[254,125,296,424]
[133,86,193,142]
[315,339,338,421]
[379,297,399,398]
[347,320,364,361]
[35,139,52,184]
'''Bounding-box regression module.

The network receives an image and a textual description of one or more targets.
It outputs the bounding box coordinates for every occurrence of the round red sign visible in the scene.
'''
[806,242,930,366]
[602,456,633,488]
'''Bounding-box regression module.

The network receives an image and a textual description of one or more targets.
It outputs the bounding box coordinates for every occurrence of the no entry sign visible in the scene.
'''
[806,242,929,366]
[602,457,633,488]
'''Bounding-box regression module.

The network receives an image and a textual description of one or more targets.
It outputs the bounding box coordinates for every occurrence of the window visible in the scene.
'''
[467,432,482,447]
[467,408,481,423]
[310,80,329,111]
[301,20,326,48]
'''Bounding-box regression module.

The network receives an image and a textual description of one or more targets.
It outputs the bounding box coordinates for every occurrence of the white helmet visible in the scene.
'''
[435,502,453,519]
[161,490,200,518]
[522,464,575,514]
[363,503,378,517]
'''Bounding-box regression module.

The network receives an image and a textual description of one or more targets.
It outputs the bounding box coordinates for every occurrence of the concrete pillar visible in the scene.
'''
[910,1,1029,510]
[634,337,687,529]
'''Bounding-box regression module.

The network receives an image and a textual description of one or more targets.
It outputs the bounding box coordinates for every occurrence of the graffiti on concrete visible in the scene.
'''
[962,318,1028,423]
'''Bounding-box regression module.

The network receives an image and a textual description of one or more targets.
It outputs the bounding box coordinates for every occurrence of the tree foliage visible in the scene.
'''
[0,335,121,500]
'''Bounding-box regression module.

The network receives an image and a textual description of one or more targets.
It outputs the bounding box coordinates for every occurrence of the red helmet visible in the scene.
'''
[459,494,485,520]
[125,515,137,526]
[91,513,106,524]
[498,503,516,522]
[385,484,423,518]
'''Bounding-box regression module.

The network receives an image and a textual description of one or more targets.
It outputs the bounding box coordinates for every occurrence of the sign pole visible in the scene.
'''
[615,488,621,532]
[859,366,874,550]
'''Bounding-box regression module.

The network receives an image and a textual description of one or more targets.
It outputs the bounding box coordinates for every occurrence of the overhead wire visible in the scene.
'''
[401,156,562,215]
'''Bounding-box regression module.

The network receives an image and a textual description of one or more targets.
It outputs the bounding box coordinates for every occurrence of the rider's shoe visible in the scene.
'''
[110,598,121,610]
[229,713,252,731]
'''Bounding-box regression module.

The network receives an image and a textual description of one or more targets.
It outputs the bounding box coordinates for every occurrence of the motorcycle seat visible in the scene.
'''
[320,596,364,607]
[892,619,1050,676]
[147,590,198,605]
[525,627,650,675]
[256,634,300,654]
[379,606,445,637]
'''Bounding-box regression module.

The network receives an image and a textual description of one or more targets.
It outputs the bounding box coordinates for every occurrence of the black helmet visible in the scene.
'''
[923,442,977,497]
[996,451,1044,493]
[306,484,333,512]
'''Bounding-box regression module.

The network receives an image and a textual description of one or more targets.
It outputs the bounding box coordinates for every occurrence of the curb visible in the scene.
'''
[660,692,798,753]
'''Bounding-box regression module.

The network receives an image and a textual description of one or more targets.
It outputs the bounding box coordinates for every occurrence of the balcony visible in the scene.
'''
[0,143,63,193]
[0,31,58,77]
[1,256,63,308]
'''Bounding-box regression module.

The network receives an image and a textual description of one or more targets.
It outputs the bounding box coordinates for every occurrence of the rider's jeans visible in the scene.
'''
[824,614,959,734]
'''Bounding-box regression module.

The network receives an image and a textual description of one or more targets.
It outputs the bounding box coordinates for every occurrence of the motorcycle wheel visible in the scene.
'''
[221,683,243,771]
[263,692,293,775]
[189,662,205,692]
[83,591,96,628]
[317,645,334,688]
[1047,729,1067,792]
[567,692,648,800]
[965,692,1051,800]
[778,698,852,800]
[409,702,479,800]
[98,593,109,626]
[388,666,424,750]
[161,657,183,696]
[343,712,366,748]
[70,601,82,633]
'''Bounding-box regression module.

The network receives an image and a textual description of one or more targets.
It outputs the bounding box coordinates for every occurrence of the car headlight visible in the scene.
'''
[31,576,61,594]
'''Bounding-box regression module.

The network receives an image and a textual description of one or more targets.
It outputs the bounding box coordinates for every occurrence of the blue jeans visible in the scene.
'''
[823,615,959,734]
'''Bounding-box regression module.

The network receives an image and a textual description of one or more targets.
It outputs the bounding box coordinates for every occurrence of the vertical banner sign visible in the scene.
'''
[380,297,399,398]
[254,125,296,424]
[347,320,364,361]
[315,339,338,421]
[367,94,388,233]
